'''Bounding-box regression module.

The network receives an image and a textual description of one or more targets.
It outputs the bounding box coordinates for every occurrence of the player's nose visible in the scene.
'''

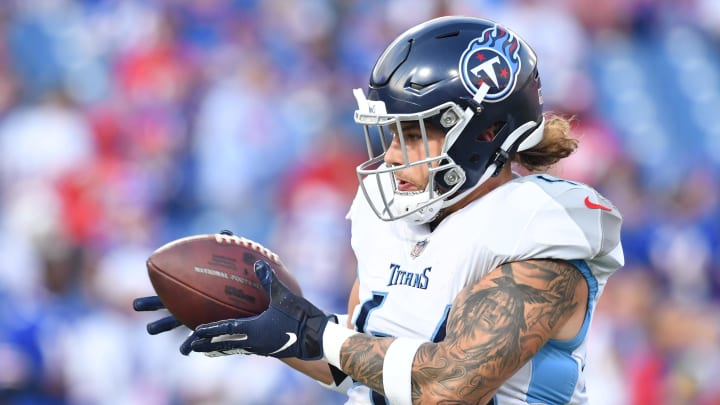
[383,135,404,165]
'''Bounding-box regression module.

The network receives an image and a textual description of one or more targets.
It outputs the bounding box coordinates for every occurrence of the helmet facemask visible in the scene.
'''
[354,89,470,224]
[354,87,545,225]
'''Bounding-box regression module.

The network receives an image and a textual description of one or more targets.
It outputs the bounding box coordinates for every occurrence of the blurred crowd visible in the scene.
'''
[0,0,719,404]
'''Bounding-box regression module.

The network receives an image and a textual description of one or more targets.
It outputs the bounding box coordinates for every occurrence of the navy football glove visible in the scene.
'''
[180,260,332,360]
[132,296,184,335]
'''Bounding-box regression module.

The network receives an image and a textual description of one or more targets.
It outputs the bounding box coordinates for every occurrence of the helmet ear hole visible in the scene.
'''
[476,132,493,142]
[469,154,482,164]
[476,121,506,142]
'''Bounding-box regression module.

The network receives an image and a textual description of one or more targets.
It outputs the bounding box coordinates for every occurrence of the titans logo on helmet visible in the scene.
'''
[459,25,522,102]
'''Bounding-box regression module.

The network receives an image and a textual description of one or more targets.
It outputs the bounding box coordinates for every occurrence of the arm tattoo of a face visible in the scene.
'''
[412,259,584,403]
[338,260,583,404]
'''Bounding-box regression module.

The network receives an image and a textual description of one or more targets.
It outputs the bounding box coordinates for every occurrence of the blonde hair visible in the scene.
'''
[513,113,578,172]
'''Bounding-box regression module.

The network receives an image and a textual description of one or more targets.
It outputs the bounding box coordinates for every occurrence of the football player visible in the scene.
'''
[135,16,623,404]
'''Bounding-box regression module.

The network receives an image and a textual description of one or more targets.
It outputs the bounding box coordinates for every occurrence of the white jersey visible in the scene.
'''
[343,174,624,405]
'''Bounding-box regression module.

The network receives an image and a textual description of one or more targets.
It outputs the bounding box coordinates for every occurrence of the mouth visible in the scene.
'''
[395,176,420,192]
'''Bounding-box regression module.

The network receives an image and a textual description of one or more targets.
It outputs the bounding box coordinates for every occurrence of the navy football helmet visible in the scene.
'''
[354,16,544,224]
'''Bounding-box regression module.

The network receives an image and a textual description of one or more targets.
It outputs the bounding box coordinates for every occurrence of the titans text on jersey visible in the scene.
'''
[386,264,432,289]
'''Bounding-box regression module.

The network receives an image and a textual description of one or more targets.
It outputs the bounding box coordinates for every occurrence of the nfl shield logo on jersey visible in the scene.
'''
[410,239,429,259]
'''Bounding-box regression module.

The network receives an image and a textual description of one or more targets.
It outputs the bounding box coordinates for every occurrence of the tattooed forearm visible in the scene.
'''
[409,259,585,404]
[340,333,393,395]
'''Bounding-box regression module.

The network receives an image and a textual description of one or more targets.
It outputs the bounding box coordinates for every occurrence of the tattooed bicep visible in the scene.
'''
[410,260,587,402]
[409,260,588,403]
[447,259,585,368]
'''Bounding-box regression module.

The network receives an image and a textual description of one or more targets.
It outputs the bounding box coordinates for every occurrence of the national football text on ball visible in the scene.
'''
[193,266,263,290]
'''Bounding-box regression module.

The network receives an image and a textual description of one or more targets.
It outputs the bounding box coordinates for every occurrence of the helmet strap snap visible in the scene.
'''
[490,148,510,176]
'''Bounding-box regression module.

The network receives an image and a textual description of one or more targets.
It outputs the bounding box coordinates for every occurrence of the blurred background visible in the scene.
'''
[0,0,718,404]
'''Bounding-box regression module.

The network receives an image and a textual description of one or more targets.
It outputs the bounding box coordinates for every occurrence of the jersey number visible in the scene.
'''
[354,292,449,342]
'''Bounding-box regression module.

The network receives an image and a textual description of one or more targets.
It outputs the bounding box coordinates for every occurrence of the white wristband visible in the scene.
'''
[383,337,425,405]
[322,321,358,369]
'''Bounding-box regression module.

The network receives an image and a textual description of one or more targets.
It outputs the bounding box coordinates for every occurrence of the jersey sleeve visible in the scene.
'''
[489,176,624,278]
[525,187,621,257]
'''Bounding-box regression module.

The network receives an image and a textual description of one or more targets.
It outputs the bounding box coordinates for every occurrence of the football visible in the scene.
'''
[146,232,302,329]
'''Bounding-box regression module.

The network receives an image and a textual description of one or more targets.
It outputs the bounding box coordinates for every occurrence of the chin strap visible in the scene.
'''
[440,119,545,211]
[517,119,545,151]
[491,120,544,172]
